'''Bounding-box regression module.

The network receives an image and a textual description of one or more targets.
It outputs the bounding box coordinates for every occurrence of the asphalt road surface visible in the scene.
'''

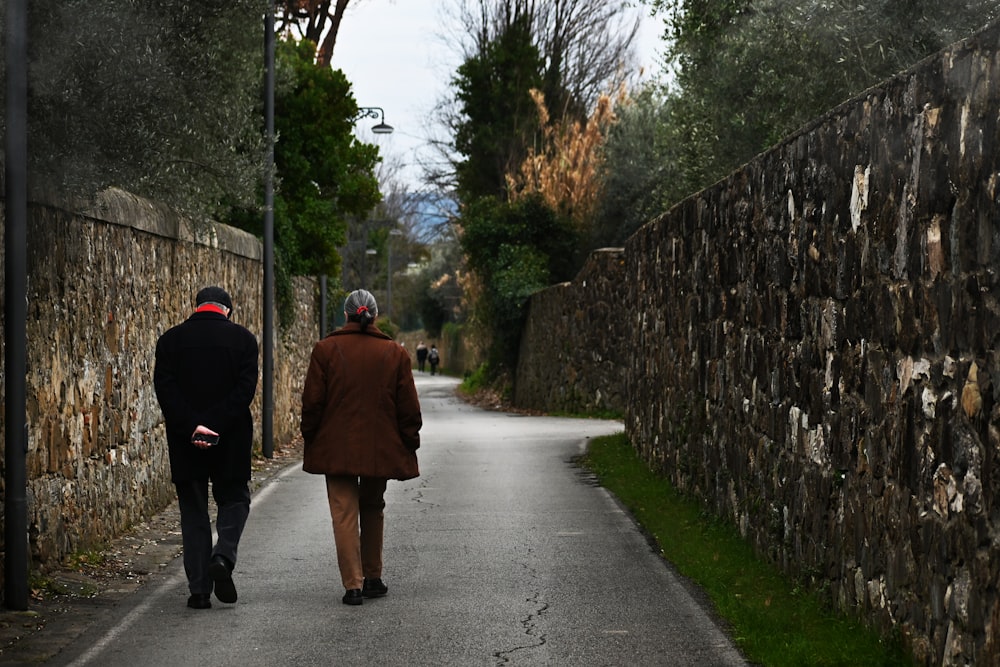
[50,374,747,666]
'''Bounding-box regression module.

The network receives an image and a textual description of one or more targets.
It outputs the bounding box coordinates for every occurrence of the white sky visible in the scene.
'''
[332,0,666,191]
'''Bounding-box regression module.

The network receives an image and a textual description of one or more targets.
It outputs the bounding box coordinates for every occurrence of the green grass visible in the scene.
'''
[457,364,490,393]
[581,432,915,667]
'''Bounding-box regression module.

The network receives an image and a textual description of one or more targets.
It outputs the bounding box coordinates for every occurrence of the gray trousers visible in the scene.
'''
[175,478,251,595]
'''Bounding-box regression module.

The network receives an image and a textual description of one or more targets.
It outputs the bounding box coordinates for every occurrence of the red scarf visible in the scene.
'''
[196,303,228,316]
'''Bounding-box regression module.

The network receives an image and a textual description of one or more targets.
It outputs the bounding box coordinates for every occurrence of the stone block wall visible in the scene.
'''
[514,248,627,414]
[625,22,1000,666]
[516,19,1000,666]
[0,188,317,579]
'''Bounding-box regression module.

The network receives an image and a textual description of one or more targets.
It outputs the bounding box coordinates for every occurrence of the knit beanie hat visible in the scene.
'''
[196,286,233,311]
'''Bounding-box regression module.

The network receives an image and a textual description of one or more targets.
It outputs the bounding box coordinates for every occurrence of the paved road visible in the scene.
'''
[50,375,746,666]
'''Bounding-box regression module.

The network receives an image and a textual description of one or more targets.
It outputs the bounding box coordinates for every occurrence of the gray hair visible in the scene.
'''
[344,289,378,330]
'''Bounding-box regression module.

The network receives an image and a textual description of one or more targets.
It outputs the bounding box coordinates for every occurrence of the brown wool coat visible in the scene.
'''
[300,322,421,480]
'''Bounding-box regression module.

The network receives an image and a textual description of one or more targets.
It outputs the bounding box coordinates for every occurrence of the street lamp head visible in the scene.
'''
[355,106,394,135]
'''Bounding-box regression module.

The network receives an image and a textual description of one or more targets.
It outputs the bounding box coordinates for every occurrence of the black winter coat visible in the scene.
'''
[154,311,259,482]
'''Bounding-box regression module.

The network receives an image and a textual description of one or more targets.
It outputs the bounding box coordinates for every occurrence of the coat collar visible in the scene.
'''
[188,310,229,322]
[329,321,391,340]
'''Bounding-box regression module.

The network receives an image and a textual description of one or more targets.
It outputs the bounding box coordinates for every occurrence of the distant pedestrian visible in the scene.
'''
[300,289,422,606]
[428,344,440,375]
[415,340,428,372]
[154,286,259,610]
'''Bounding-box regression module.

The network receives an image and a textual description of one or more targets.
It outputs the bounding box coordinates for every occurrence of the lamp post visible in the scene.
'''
[261,1,275,459]
[319,108,394,336]
[364,248,377,289]
[354,107,394,135]
[386,229,404,322]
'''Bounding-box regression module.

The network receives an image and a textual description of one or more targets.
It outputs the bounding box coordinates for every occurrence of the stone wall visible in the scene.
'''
[513,248,626,414]
[516,19,1000,666]
[0,188,317,578]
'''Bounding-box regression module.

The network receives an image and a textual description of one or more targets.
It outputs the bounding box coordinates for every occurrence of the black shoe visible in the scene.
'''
[342,589,363,606]
[187,593,211,609]
[209,555,238,604]
[362,578,388,598]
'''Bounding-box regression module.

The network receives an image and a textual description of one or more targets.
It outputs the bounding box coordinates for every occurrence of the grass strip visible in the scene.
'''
[580,432,914,667]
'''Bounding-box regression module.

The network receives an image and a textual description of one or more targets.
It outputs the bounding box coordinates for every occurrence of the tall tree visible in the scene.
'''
[452,11,544,202]
[276,0,354,66]
[273,39,381,277]
[448,0,640,118]
[429,0,642,193]
[438,0,646,378]
[592,85,682,247]
[7,0,267,221]
[225,37,382,329]
[531,0,640,119]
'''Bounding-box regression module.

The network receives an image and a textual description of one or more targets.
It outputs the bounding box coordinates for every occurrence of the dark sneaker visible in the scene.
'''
[342,589,364,605]
[187,593,211,609]
[209,555,238,604]
[362,578,388,598]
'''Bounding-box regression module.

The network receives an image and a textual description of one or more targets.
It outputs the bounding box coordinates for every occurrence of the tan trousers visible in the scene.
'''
[325,475,387,590]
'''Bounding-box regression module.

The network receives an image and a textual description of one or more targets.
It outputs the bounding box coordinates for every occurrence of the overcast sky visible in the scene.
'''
[331,0,666,191]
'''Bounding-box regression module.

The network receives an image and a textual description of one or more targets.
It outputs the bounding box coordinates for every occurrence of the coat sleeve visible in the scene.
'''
[395,348,422,450]
[300,343,326,444]
[154,331,198,438]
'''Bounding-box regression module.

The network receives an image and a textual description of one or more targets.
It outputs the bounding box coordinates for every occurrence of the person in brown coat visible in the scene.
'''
[300,289,422,606]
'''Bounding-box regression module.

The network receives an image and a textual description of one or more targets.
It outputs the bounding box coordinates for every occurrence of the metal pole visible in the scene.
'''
[385,229,402,323]
[386,242,392,322]
[4,0,30,610]
[364,248,376,292]
[261,3,275,459]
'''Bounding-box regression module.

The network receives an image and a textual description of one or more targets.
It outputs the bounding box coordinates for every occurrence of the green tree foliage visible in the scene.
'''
[272,39,381,277]
[228,39,382,279]
[592,86,684,247]
[11,0,267,221]
[435,0,642,196]
[460,194,578,372]
[427,1,645,374]
[416,270,448,338]
[452,12,543,202]
[641,0,1000,197]
[446,2,642,374]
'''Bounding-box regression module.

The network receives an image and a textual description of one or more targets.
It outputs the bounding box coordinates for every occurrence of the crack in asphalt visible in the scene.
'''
[410,474,437,508]
[494,590,549,664]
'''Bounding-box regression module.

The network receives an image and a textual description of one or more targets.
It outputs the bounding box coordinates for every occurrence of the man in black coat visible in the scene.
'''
[154,286,259,609]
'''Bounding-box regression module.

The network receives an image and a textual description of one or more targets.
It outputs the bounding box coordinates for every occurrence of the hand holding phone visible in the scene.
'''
[192,429,220,446]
